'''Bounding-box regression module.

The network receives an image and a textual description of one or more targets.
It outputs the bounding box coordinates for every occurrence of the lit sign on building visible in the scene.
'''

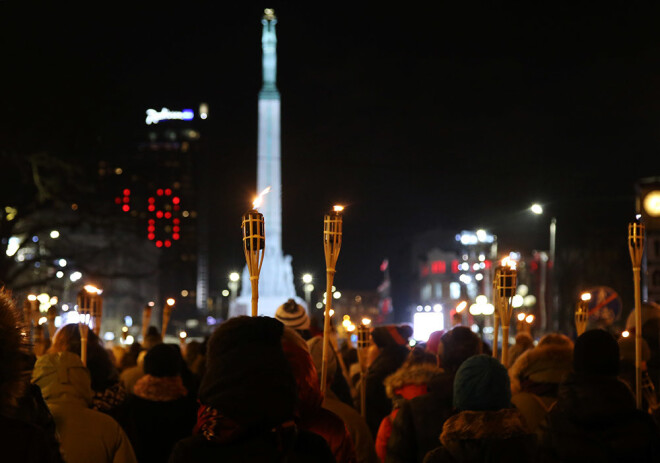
[145,108,194,125]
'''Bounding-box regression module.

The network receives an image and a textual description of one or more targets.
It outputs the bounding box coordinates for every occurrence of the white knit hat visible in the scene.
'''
[275,299,310,330]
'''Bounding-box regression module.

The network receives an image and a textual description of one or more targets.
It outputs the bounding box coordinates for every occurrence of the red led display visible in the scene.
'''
[431,261,446,274]
[147,187,182,248]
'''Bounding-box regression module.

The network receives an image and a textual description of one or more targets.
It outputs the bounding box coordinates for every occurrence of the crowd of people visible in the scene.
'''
[1,290,660,462]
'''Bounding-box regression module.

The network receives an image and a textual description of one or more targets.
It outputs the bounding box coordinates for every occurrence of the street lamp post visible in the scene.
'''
[302,274,313,310]
[530,204,557,333]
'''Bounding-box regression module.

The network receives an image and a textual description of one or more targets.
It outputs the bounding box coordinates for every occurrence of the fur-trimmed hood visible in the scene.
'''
[384,363,443,399]
[509,343,573,394]
[440,408,530,447]
[0,291,31,415]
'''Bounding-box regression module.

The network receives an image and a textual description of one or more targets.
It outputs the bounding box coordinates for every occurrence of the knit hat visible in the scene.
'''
[275,299,310,330]
[143,343,182,377]
[440,326,482,373]
[573,329,619,376]
[199,316,296,428]
[453,354,511,411]
[306,335,337,382]
[371,324,413,349]
[425,330,445,356]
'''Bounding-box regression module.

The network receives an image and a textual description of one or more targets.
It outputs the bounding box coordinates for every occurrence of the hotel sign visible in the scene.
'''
[145,107,194,125]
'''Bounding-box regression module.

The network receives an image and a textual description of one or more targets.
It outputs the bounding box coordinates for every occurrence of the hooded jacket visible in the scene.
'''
[537,373,660,462]
[32,351,137,463]
[376,363,442,461]
[508,342,573,433]
[423,409,536,463]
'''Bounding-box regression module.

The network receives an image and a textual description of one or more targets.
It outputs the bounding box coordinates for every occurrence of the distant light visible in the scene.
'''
[124,316,133,327]
[207,316,217,325]
[476,295,488,305]
[333,205,344,212]
[115,167,123,175]
[54,316,62,327]
[229,272,240,282]
[125,335,135,344]
[475,273,483,281]
[32,236,39,243]
[221,289,230,297]
[469,304,482,316]
[122,326,129,333]
[104,332,115,341]
[622,330,630,338]
[517,284,529,297]
[179,331,188,339]
[455,301,467,313]
[61,304,69,311]
[166,298,176,306]
[6,237,20,256]
[181,290,189,297]
[413,312,444,341]
[518,313,526,321]
[56,271,64,278]
[333,291,341,299]
[70,271,82,282]
[523,295,537,306]
[424,305,431,312]
[302,274,313,284]
[512,295,524,308]
[580,292,592,301]
[481,303,495,315]
[50,230,60,239]
[58,259,67,267]
[530,204,543,215]
[316,302,323,309]
[361,318,372,326]
[433,304,442,312]
[525,314,535,324]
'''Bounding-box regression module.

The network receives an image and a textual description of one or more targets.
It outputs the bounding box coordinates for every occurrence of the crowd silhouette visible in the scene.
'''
[1,289,660,462]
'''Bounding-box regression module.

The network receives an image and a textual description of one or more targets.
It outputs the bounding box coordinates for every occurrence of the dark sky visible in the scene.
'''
[2,3,659,298]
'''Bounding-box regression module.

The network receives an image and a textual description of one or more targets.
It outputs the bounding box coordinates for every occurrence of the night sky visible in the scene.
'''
[2,4,659,305]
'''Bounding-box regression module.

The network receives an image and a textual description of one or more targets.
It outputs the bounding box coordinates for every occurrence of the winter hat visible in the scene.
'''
[453,354,511,411]
[573,329,619,376]
[372,324,413,349]
[425,330,445,356]
[275,299,310,330]
[143,343,182,377]
[306,335,337,382]
[440,326,482,373]
[199,316,296,429]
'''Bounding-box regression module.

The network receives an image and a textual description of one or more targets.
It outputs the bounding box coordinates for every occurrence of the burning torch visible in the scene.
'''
[142,301,155,342]
[162,298,176,337]
[628,215,645,410]
[492,264,502,360]
[320,205,343,395]
[23,294,38,345]
[242,188,268,317]
[496,257,517,367]
[575,292,590,337]
[356,320,371,418]
[77,285,101,366]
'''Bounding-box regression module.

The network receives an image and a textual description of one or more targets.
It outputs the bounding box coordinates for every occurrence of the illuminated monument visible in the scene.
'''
[232,9,302,318]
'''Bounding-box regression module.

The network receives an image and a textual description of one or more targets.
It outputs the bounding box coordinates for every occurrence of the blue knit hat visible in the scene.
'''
[453,354,511,411]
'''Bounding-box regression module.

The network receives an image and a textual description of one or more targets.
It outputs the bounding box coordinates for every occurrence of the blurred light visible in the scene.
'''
[125,335,134,344]
[185,319,199,328]
[361,318,372,326]
[70,271,82,282]
[122,326,129,333]
[104,332,115,341]
[221,289,230,297]
[512,295,524,308]
[622,330,630,338]
[49,296,57,305]
[54,316,62,327]
[476,295,488,305]
[525,314,535,324]
[304,284,314,292]
[469,304,482,316]
[180,331,188,339]
[84,285,102,294]
[580,292,592,301]
[62,304,69,311]
[316,302,323,309]
[483,326,494,334]
[32,236,39,243]
[455,301,467,313]
[333,291,341,299]
[6,236,20,256]
[530,204,543,215]
[332,286,336,292]
[166,298,176,306]
[517,284,529,297]
[50,230,60,239]
[27,294,37,301]
[124,316,133,327]
[328,309,335,317]
[207,316,217,325]
[38,317,47,325]
[424,305,431,312]
[56,271,64,278]
[481,303,495,315]
[333,205,344,212]
[58,259,67,267]
[181,290,189,297]
[518,313,526,321]
[302,274,313,284]
[433,304,442,312]
[475,273,484,281]
[413,312,444,341]
[229,272,240,282]
[523,295,537,306]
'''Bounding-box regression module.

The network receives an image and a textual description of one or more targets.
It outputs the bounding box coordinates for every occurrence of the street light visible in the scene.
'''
[530,203,557,332]
[228,272,240,302]
[302,273,314,310]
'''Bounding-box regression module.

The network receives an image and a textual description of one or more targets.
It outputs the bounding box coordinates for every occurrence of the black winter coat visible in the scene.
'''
[537,373,660,463]
[121,394,197,463]
[423,408,536,463]
[364,345,410,437]
[168,428,336,463]
[386,372,454,463]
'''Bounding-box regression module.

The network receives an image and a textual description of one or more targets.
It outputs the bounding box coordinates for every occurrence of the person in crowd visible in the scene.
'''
[423,355,536,463]
[169,316,334,462]
[537,329,660,462]
[120,342,142,372]
[642,317,660,394]
[183,339,205,380]
[49,322,128,420]
[376,347,441,462]
[508,332,573,435]
[386,326,482,463]
[121,343,197,463]
[282,326,357,463]
[507,331,535,368]
[111,344,127,371]
[120,326,162,394]
[0,288,64,463]
[425,330,445,357]
[32,350,137,463]
[361,324,413,437]
[276,298,313,340]
[308,335,379,463]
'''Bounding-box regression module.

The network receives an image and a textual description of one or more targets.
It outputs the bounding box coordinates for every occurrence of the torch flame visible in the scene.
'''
[501,257,517,270]
[253,186,272,209]
[166,298,176,307]
[27,294,37,301]
[333,205,344,212]
[580,292,591,301]
[84,285,102,295]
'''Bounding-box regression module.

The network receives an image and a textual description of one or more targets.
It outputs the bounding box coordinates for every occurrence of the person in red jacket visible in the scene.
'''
[375,347,441,462]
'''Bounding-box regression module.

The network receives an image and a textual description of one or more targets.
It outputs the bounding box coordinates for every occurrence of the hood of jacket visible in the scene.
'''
[32,351,93,408]
[384,363,443,399]
[509,343,573,394]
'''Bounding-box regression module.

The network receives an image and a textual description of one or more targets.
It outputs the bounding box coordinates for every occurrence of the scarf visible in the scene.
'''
[194,403,296,446]
[133,374,188,402]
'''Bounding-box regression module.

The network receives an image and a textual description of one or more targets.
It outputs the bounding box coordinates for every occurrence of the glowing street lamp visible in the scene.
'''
[302,274,313,309]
